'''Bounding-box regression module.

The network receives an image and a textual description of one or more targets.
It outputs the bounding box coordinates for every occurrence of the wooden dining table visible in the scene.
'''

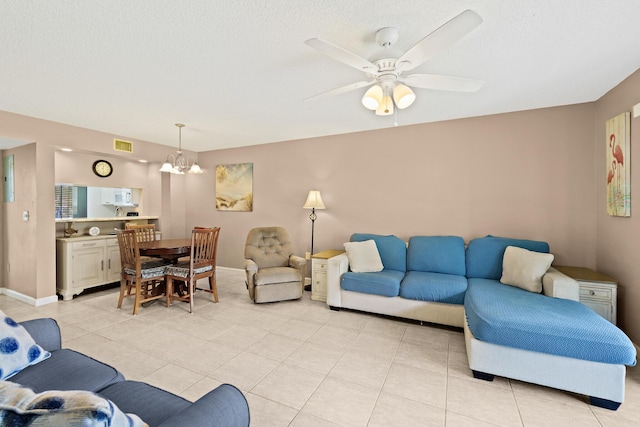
[138,238,191,263]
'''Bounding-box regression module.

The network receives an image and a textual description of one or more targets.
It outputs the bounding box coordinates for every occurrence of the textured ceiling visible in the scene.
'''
[1,0,640,154]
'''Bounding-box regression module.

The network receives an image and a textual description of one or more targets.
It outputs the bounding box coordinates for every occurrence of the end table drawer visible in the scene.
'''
[579,285,611,301]
[313,262,327,272]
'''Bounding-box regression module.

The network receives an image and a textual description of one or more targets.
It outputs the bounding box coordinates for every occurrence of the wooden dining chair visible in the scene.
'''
[164,227,220,313]
[125,223,157,242]
[116,229,170,315]
[194,226,221,302]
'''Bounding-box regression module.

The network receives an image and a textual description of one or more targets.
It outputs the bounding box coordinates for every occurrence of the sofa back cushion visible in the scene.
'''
[350,233,406,272]
[465,235,549,280]
[407,236,466,276]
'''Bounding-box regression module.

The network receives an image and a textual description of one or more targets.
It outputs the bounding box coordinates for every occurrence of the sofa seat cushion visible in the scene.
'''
[10,349,124,393]
[466,236,549,280]
[407,236,466,276]
[465,278,637,365]
[99,381,190,427]
[255,266,301,286]
[341,270,403,297]
[400,271,467,304]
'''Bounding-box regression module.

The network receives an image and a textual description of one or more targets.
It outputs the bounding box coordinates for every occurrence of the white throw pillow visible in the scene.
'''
[0,311,50,380]
[343,240,384,273]
[0,381,148,427]
[500,246,554,293]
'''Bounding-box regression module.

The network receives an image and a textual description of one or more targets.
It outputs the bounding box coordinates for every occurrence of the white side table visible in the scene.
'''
[311,250,345,302]
[554,265,618,325]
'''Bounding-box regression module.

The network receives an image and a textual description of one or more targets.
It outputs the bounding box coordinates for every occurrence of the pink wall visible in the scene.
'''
[0,110,192,300]
[190,103,597,277]
[3,144,38,297]
[595,69,640,342]
[1,69,638,343]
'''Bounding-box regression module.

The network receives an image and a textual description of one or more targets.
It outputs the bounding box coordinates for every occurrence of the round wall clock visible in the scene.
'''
[92,160,113,178]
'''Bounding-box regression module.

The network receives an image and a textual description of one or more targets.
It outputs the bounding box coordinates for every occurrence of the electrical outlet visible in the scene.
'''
[305,252,311,260]
[633,102,640,119]
[22,211,29,221]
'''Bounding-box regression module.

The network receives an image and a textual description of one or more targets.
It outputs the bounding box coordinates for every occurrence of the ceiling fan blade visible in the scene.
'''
[304,80,376,102]
[397,10,482,71]
[305,38,377,73]
[401,74,484,92]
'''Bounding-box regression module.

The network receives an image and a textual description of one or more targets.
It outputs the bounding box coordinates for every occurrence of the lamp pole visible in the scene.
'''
[309,207,317,258]
[303,190,326,292]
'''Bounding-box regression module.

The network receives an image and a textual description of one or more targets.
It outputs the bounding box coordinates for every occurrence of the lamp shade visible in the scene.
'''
[159,159,174,172]
[362,85,383,110]
[303,190,326,209]
[375,95,394,116]
[393,84,416,109]
[189,162,203,174]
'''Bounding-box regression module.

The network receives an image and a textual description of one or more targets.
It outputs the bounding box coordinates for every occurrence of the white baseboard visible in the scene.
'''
[217,266,243,273]
[0,288,58,307]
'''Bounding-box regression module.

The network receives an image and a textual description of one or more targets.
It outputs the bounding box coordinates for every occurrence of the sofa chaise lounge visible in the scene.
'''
[326,233,636,409]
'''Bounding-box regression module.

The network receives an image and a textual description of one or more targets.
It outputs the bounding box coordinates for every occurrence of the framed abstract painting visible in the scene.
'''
[606,112,630,217]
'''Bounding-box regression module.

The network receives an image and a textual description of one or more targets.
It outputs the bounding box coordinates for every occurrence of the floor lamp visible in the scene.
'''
[303,190,326,291]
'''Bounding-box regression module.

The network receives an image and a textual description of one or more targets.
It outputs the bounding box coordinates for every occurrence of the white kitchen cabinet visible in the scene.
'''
[105,238,122,283]
[101,188,135,206]
[57,236,122,300]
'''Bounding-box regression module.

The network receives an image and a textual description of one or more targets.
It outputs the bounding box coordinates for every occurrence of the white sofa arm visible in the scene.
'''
[326,253,349,308]
[542,267,580,301]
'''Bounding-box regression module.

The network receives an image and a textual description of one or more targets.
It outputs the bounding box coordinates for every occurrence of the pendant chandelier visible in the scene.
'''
[159,123,203,174]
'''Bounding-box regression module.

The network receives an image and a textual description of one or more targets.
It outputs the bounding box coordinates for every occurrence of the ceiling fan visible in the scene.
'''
[305,9,484,116]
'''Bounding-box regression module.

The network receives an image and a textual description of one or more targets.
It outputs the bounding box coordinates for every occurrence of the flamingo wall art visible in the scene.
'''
[606,112,631,217]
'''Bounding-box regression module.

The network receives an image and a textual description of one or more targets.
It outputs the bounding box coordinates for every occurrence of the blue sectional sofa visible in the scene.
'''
[2,318,250,426]
[326,233,637,409]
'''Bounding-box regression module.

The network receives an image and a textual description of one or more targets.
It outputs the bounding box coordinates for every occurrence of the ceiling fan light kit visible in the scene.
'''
[362,85,383,110]
[376,95,394,116]
[392,84,415,109]
[305,9,484,117]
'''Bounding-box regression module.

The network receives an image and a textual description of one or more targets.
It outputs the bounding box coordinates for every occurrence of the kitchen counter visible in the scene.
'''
[55,216,159,223]
[56,234,119,242]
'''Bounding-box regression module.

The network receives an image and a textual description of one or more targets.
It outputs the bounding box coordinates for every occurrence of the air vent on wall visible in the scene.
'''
[113,139,133,153]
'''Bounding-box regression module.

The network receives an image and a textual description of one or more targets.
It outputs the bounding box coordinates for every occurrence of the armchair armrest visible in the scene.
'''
[158,384,249,427]
[326,253,349,307]
[289,255,306,270]
[19,318,62,351]
[542,267,580,301]
[244,259,258,300]
[244,259,258,273]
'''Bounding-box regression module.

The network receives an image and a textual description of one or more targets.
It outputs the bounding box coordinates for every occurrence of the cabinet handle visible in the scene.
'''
[108,259,111,269]
[101,260,104,271]
[590,290,595,296]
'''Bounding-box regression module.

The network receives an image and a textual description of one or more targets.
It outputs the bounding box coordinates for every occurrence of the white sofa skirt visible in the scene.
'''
[464,316,626,406]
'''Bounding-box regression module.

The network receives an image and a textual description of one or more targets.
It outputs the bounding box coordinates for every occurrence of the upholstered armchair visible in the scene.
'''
[244,227,306,303]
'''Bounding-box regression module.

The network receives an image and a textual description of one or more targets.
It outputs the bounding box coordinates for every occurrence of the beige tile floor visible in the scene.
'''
[3,268,640,426]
